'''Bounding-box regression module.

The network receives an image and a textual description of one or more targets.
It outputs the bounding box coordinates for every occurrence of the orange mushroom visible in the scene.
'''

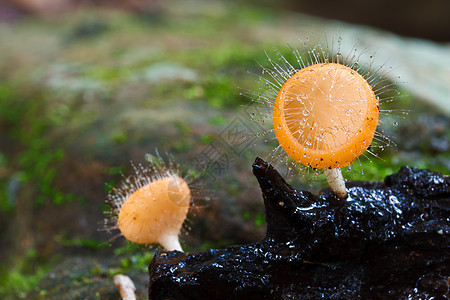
[273,63,379,170]
[117,175,190,251]
[254,42,382,199]
[106,158,191,251]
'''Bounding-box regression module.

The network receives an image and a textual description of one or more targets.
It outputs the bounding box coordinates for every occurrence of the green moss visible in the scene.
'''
[0,249,48,299]
[208,116,228,126]
[105,166,126,176]
[175,121,192,136]
[103,243,155,275]
[0,83,75,210]
[56,236,110,250]
[200,135,213,144]
[203,75,240,108]
[242,211,265,227]
[111,129,128,144]
[254,213,266,227]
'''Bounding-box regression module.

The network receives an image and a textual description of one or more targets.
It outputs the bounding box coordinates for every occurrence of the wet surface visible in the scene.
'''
[149,158,449,299]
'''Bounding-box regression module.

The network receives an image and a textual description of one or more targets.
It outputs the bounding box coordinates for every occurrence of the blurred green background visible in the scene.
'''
[0,0,449,298]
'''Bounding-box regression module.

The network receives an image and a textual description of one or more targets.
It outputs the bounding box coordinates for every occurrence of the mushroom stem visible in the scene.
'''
[114,274,136,300]
[159,233,183,252]
[324,168,348,199]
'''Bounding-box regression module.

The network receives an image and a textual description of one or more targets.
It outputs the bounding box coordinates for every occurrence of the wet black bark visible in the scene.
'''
[149,158,449,299]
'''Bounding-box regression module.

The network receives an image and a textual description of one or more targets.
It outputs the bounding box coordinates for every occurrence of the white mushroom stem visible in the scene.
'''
[324,168,348,199]
[158,233,184,252]
[114,274,136,300]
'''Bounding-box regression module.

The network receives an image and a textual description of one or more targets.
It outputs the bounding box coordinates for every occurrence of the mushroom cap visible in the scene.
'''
[117,175,190,244]
[273,62,379,169]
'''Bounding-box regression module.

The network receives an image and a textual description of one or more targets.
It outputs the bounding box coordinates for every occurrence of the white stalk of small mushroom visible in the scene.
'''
[323,168,347,199]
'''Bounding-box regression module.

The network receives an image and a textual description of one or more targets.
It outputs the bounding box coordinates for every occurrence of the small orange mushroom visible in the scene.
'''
[117,175,190,251]
[106,158,191,251]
